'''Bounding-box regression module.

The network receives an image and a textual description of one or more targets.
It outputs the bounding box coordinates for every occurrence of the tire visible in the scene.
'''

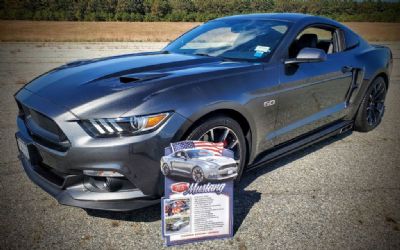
[354,77,387,132]
[185,115,247,181]
[191,166,205,183]
[162,163,171,176]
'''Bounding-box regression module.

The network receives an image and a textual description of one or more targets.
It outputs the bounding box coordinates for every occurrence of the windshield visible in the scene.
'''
[186,149,214,158]
[165,19,291,61]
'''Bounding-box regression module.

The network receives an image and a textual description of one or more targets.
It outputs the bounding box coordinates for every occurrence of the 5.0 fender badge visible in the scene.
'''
[264,100,276,107]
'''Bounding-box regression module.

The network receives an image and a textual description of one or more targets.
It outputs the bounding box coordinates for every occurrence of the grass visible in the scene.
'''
[0,21,200,42]
[0,21,399,42]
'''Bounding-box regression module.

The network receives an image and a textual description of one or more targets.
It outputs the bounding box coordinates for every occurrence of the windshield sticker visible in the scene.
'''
[255,46,271,53]
[254,51,264,58]
[254,46,271,58]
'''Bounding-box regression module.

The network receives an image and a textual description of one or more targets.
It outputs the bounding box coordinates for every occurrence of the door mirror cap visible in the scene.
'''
[285,48,327,65]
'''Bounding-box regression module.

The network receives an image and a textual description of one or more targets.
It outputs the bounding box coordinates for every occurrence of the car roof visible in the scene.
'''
[214,13,341,27]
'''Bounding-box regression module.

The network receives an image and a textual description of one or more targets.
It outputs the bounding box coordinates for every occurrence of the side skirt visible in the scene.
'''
[247,120,353,171]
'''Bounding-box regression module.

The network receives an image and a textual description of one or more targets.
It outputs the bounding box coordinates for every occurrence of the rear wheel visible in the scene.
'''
[162,163,171,176]
[185,116,247,180]
[355,77,387,132]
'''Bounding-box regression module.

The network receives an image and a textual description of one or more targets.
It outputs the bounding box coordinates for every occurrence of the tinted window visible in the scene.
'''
[165,19,291,61]
[186,149,213,158]
[289,26,337,58]
[344,30,360,50]
[175,152,185,157]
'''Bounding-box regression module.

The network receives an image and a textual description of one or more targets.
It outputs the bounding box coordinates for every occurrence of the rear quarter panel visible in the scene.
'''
[346,43,392,119]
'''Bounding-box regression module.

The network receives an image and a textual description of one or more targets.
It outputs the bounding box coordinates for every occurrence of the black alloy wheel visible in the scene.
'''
[355,77,387,132]
[186,116,247,180]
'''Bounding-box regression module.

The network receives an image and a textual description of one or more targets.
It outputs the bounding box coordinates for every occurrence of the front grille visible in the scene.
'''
[219,163,237,170]
[30,109,67,140]
[17,101,70,151]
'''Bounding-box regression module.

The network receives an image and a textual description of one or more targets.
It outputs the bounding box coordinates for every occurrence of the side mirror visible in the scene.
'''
[285,48,327,65]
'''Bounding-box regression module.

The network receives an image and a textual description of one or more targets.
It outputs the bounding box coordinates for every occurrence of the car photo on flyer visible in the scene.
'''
[163,198,191,236]
[161,141,235,246]
[161,141,238,183]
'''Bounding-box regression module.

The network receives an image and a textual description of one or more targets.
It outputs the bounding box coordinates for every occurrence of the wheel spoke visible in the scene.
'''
[367,109,374,125]
[371,109,377,124]
[374,87,385,100]
[376,104,384,115]
[367,115,372,125]
[209,129,214,142]
[228,140,238,149]
[220,128,229,142]
[198,126,241,165]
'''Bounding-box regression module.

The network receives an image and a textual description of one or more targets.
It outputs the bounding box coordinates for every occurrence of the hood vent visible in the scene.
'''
[119,73,168,84]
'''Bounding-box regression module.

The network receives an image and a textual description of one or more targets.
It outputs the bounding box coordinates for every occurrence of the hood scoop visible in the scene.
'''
[119,72,168,84]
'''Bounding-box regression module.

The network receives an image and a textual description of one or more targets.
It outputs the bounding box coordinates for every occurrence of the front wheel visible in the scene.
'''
[191,167,205,183]
[185,116,247,180]
[354,77,387,132]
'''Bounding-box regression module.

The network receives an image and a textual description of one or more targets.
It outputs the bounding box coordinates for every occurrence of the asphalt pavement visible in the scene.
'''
[0,42,399,250]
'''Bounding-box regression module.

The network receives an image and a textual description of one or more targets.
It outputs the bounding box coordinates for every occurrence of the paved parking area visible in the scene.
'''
[0,42,399,249]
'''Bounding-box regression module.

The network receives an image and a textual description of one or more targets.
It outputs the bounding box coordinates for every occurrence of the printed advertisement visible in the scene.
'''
[161,141,236,246]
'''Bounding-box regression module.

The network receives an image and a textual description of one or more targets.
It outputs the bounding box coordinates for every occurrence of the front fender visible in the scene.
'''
[178,101,258,163]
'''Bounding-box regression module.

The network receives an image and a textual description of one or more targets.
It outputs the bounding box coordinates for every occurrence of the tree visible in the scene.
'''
[1,0,400,22]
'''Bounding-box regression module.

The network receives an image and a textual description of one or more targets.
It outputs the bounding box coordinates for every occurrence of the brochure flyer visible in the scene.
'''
[161,141,236,246]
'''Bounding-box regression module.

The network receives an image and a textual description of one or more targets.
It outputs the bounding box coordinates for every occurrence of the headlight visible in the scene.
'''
[207,163,219,169]
[80,112,170,137]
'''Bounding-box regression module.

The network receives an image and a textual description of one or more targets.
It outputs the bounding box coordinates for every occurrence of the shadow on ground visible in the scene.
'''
[85,132,351,233]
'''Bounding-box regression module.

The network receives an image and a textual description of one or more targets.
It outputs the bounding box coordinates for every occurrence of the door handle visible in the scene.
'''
[342,66,354,73]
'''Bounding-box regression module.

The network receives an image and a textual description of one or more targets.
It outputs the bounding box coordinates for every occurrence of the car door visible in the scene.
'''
[171,151,187,174]
[179,152,194,174]
[271,26,354,145]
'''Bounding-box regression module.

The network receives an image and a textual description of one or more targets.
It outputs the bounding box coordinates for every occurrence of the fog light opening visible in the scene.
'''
[83,170,124,177]
[104,177,123,192]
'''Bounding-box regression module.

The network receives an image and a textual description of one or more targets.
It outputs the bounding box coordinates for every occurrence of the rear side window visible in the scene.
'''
[289,26,338,58]
[344,30,360,51]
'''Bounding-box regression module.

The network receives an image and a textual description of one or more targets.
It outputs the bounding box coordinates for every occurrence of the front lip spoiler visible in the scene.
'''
[207,172,238,181]
[19,155,160,211]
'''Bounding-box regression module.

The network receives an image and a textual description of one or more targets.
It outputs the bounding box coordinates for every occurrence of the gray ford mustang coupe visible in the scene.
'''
[161,149,238,183]
[15,13,392,211]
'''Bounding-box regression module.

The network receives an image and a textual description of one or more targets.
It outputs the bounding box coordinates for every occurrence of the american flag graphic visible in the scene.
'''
[170,140,225,156]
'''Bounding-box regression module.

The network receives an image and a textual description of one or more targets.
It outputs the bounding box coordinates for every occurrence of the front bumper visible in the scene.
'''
[206,167,238,181]
[15,90,189,211]
[18,154,160,211]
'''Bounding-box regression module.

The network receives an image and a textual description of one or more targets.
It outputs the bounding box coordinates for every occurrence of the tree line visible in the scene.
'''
[1,0,399,22]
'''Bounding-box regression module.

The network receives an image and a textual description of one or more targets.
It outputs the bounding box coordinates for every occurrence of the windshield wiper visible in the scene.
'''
[194,53,212,57]
[220,56,258,62]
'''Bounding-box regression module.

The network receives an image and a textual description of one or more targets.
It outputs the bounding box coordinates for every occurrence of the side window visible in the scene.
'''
[288,26,339,59]
[344,30,360,51]
[175,151,187,158]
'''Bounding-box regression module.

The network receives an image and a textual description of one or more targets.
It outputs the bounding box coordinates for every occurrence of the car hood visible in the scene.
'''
[22,51,255,119]
[196,156,236,165]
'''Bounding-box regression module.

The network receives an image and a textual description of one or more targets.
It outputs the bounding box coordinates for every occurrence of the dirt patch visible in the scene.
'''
[343,22,400,41]
[0,21,199,42]
[1,21,398,42]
